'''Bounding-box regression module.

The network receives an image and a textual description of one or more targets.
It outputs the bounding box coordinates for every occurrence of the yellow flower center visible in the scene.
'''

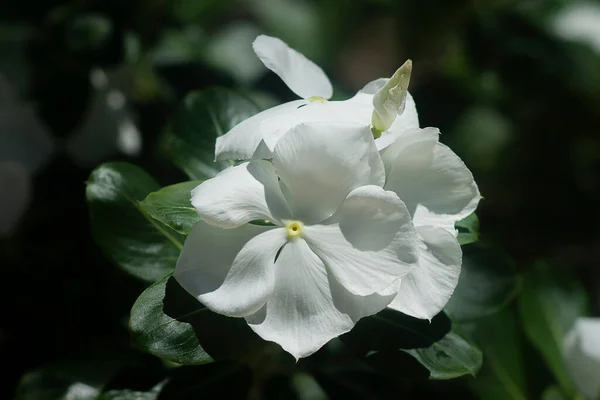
[308,96,327,104]
[285,220,304,240]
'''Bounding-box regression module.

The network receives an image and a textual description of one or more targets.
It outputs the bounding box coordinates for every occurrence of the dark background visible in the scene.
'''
[1,0,599,398]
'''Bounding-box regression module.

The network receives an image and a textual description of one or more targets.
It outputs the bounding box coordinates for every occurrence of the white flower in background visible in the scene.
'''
[563,317,600,400]
[176,122,419,359]
[215,35,419,161]
[380,127,481,320]
[0,73,53,237]
[552,3,600,54]
[67,68,142,167]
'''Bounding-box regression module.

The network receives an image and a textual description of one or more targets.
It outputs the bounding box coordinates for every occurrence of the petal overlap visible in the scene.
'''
[303,186,417,296]
[175,222,286,317]
[273,122,385,223]
[215,100,305,161]
[383,128,481,225]
[388,225,462,320]
[191,160,291,228]
[246,239,395,359]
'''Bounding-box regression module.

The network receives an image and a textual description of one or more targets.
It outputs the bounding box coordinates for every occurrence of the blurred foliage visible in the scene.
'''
[2,0,600,398]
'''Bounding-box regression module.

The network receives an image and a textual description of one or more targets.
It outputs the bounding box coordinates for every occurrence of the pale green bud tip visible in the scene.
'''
[371,126,382,139]
[371,59,413,132]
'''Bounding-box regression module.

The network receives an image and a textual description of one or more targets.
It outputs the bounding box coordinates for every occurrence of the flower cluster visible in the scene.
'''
[175,35,481,359]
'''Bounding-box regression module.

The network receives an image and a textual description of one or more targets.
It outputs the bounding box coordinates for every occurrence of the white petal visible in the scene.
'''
[258,101,372,151]
[253,35,332,99]
[378,126,437,160]
[393,92,419,128]
[333,185,412,251]
[376,92,420,150]
[412,205,456,233]
[359,78,389,95]
[304,212,418,297]
[273,122,385,223]
[175,222,286,317]
[574,318,600,358]
[215,100,305,161]
[246,239,393,359]
[191,160,291,228]
[387,226,462,320]
[564,318,600,400]
[383,129,481,225]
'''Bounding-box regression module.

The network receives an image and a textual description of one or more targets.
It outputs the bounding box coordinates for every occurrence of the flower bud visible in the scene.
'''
[371,59,412,134]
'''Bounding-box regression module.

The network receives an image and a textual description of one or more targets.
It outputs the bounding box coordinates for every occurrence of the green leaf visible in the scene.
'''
[517,261,591,394]
[341,309,451,354]
[465,309,528,400]
[162,87,260,180]
[129,274,213,365]
[86,163,184,282]
[542,386,569,400]
[445,243,519,322]
[140,181,202,234]
[130,274,267,364]
[456,212,480,245]
[404,330,482,380]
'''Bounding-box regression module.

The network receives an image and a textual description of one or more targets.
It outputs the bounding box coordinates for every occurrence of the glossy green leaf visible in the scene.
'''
[162,87,260,180]
[341,309,451,354]
[86,163,184,282]
[129,274,213,365]
[517,261,591,394]
[456,212,480,245]
[404,330,482,380]
[130,274,266,364]
[445,243,519,322]
[466,309,528,400]
[140,180,202,234]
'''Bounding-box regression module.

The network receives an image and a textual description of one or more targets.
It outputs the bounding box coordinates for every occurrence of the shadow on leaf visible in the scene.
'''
[340,309,452,355]
[163,276,268,361]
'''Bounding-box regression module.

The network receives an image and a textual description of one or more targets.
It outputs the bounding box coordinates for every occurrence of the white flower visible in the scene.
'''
[175,122,419,359]
[212,34,481,324]
[379,127,481,320]
[553,3,600,55]
[563,317,600,399]
[215,35,419,161]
